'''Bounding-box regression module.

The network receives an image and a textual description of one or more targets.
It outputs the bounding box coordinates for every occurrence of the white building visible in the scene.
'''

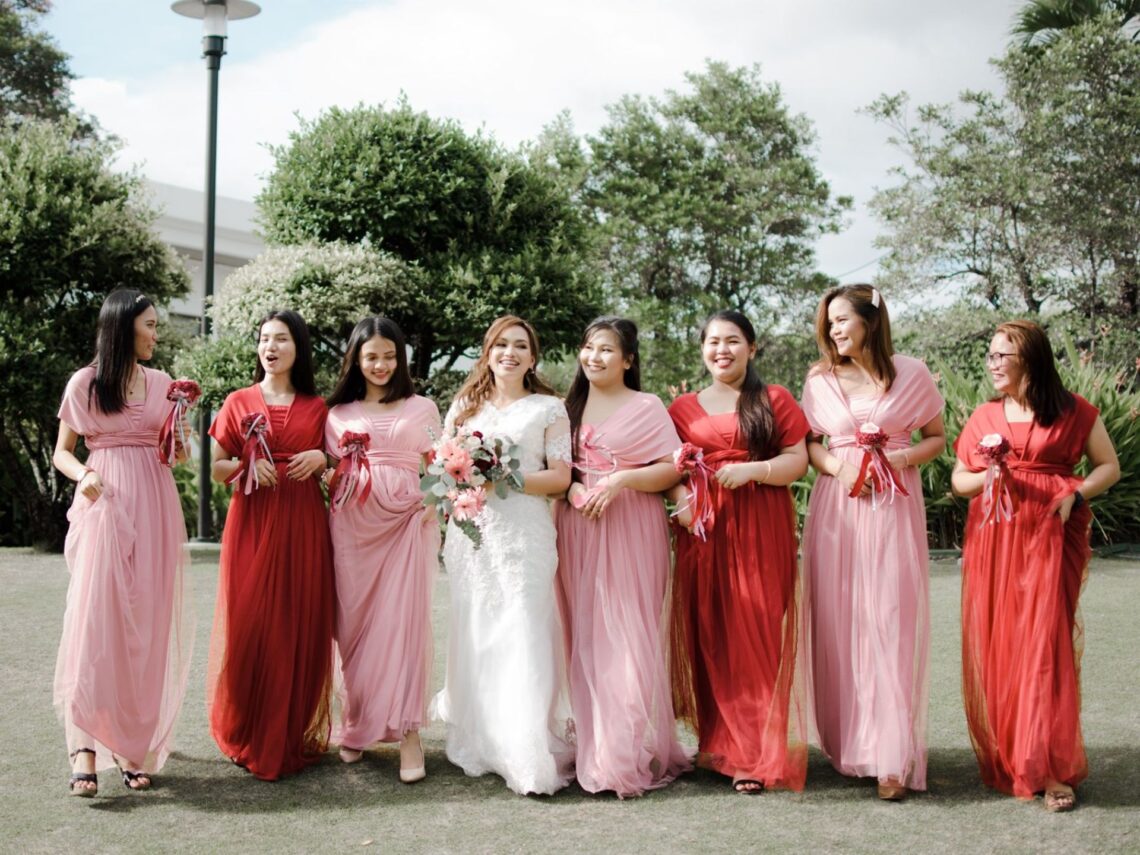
[147,180,264,326]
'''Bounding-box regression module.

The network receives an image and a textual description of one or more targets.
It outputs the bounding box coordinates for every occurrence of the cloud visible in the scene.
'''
[70,0,1021,278]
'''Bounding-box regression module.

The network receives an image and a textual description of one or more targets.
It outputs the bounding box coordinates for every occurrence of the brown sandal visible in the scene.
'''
[877,781,907,801]
[1044,788,1076,812]
[68,748,98,797]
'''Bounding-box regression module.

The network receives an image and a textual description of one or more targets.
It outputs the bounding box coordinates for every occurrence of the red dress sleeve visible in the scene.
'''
[768,385,810,450]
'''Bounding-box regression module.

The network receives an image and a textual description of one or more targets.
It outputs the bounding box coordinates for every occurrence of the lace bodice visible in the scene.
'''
[444,394,571,473]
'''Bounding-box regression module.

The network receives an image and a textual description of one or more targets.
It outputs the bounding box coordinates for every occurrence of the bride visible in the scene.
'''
[431,315,574,795]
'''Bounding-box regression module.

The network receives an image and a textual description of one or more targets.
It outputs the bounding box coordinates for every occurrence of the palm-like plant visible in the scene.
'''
[1013,0,1140,46]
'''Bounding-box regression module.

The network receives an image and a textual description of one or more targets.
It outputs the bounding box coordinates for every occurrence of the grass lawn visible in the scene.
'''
[1,547,1137,854]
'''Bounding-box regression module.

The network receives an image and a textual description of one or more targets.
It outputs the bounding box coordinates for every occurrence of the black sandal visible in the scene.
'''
[68,748,98,797]
[114,756,152,790]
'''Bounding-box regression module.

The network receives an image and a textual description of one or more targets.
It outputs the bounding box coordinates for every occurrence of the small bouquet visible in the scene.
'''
[671,441,715,541]
[977,433,1016,526]
[421,429,524,548]
[157,379,202,466]
[328,431,371,513]
[225,412,273,495]
[850,422,909,509]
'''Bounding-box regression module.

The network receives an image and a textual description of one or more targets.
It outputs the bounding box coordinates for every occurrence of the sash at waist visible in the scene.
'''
[85,431,157,450]
[827,435,909,451]
[703,448,750,467]
[1007,460,1075,477]
[364,449,421,472]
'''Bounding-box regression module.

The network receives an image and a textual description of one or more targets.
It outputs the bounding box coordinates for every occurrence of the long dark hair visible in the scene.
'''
[253,310,318,397]
[702,310,775,460]
[995,320,1074,426]
[565,316,641,456]
[451,315,558,428]
[327,317,415,407]
[813,283,897,391]
[87,288,155,414]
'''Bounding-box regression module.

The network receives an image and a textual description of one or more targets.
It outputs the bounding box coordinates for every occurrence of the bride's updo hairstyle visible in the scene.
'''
[451,315,557,428]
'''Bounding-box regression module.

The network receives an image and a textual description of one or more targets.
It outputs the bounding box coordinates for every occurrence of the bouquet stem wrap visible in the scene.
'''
[226,412,273,495]
[328,431,371,513]
[978,433,1017,526]
[849,422,909,510]
[157,379,201,466]
[672,442,715,541]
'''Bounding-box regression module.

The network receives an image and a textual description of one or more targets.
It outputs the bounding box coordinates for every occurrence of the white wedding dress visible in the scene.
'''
[430,394,575,795]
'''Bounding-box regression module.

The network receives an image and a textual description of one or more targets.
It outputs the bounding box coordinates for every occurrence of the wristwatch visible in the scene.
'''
[1072,490,1085,509]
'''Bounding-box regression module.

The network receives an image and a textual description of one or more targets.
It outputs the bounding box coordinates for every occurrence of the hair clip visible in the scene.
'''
[870,288,881,308]
[135,293,147,304]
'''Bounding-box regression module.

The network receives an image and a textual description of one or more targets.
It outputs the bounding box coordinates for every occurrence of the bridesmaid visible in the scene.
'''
[951,320,1119,812]
[668,309,810,794]
[554,316,691,797]
[325,317,441,783]
[208,309,335,780]
[800,284,945,801]
[52,289,193,795]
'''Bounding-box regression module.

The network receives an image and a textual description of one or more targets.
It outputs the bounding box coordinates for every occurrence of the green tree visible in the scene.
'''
[175,242,426,409]
[0,118,189,549]
[1013,0,1140,47]
[257,99,602,380]
[868,17,1140,352]
[0,1,76,124]
[582,61,851,392]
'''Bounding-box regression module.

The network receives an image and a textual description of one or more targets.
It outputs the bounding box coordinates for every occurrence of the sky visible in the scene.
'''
[44,0,1024,282]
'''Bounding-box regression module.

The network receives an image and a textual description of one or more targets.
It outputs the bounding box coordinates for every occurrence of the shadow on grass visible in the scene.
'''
[78,742,1140,814]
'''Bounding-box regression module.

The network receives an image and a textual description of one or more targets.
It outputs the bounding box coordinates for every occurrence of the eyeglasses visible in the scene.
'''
[985,352,1016,366]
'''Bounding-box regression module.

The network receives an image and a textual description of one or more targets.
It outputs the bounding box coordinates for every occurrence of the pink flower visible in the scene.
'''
[437,438,466,463]
[977,433,1011,463]
[673,442,704,473]
[451,487,486,521]
[443,447,475,483]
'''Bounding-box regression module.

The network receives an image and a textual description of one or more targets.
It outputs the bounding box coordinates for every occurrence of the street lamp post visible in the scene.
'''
[172,0,260,541]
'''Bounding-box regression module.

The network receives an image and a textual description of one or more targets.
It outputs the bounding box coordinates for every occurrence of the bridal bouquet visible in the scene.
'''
[977,433,1017,526]
[850,421,909,509]
[156,379,201,466]
[328,431,372,513]
[671,441,715,540]
[421,429,524,548]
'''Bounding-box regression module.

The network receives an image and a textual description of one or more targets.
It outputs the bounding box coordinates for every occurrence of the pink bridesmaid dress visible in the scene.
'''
[554,392,692,796]
[54,365,193,773]
[326,395,441,749]
[800,354,943,790]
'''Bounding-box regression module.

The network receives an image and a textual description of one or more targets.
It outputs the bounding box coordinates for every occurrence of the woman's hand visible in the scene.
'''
[254,458,278,488]
[581,473,625,520]
[286,449,325,481]
[1052,491,1077,523]
[884,449,909,471]
[835,459,870,496]
[714,462,754,490]
[78,469,104,502]
[421,506,437,526]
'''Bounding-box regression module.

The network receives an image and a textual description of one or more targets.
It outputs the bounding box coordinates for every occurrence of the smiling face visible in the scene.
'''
[258,319,296,379]
[986,331,1024,398]
[133,305,158,361]
[827,296,867,359]
[579,328,631,390]
[358,335,399,394]
[701,318,755,387]
[488,324,536,385]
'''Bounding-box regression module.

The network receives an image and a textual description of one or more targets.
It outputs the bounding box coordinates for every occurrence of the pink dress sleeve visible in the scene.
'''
[58,367,95,434]
[325,405,347,460]
[414,396,442,454]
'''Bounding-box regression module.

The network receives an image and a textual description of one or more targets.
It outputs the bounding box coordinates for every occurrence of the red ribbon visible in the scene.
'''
[225,413,273,495]
[328,432,371,513]
[849,432,909,509]
[672,442,716,541]
[156,380,201,466]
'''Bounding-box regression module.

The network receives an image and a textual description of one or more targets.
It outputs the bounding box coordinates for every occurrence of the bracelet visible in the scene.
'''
[78,466,94,483]
[762,461,772,483]
[902,450,910,468]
